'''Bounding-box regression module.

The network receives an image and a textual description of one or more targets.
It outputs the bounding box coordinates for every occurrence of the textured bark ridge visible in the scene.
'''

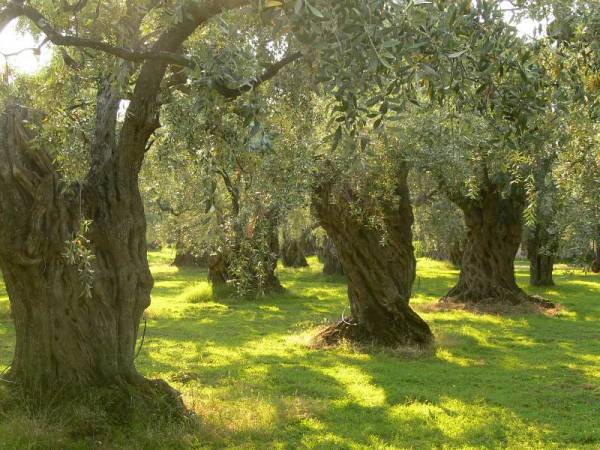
[0,103,182,407]
[312,167,432,347]
[443,183,554,308]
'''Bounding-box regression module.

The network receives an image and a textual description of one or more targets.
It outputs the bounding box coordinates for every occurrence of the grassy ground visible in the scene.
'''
[0,250,599,449]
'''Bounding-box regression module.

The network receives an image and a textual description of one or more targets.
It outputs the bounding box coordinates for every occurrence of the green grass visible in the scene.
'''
[1,250,599,449]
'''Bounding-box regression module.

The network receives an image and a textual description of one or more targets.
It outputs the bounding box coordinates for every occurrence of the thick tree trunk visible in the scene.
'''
[444,184,552,307]
[527,231,556,286]
[319,236,344,276]
[281,231,308,268]
[0,104,179,402]
[312,167,432,347]
[0,0,261,412]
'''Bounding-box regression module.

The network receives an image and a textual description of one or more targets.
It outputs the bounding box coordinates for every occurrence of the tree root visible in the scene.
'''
[314,317,432,349]
[438,289,557,315]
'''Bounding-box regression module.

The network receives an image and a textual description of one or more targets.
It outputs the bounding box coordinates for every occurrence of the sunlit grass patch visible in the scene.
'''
[0,249,599,448]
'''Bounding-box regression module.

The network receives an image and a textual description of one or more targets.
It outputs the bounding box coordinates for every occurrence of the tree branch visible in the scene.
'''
[213,51,303,99]
[0,3,20,33]
[114,0,253,174]
[4,2,195,67]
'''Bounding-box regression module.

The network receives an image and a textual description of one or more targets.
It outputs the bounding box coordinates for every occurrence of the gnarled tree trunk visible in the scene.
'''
[443,183,552,307]
[312,166,432,347]
[0,102,178,402]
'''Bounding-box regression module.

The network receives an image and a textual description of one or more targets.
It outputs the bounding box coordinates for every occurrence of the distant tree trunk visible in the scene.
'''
[444,182,552,307]
[527,229,556,286]
[449,238,464,268]
[208,250,230,285]
[209,209,282,294]
[592,233,600,273]
[319,236,344,276]
[300,227,319,257]
[312,166,432,347]
[172,242,210,268]
[262,209,284,291]
[0,102,178,404]
[281,231,308,268]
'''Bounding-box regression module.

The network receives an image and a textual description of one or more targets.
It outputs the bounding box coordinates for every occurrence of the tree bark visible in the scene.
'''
[592,234,600,273]
[281,231,308,268]
[172,242,210,268]
[0,103,180,403]
[319,236,345,276]
[444,183,552,306]
[527,229,556,286]
[312,167,432,347]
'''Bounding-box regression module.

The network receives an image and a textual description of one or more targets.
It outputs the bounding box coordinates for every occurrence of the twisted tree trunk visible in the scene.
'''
[0,102,179,402]
[443,183,552,307]
[312,167,432,347]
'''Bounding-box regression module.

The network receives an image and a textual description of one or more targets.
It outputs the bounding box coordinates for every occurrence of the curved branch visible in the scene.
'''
[3,2,194,67]
[214,51,303,99]
[0,3,19,33]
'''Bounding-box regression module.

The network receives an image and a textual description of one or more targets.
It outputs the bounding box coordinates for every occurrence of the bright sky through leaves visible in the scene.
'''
[0,5,544,75]
[0,19,52,74]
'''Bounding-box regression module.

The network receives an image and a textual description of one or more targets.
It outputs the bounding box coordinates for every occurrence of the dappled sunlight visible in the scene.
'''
[323,365,387,408]
[1,250,600,447]
[436,348,485,367]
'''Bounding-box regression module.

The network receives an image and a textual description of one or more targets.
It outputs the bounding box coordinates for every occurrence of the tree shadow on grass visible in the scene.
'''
[133,294,600,448]
[137,258,600,448]
[1,256,600,448]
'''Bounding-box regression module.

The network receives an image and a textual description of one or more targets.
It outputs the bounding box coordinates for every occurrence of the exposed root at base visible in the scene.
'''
[432,293,560,316]
[312,318,433,353]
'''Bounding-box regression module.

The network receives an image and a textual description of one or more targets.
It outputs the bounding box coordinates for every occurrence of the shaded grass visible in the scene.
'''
[0,251,599,449]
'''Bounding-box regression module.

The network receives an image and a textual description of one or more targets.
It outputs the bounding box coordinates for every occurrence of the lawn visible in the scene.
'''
[0,250,599,449]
